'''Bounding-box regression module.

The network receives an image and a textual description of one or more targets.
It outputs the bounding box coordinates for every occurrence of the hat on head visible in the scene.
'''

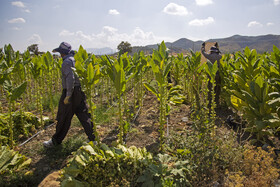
[53,42,71,54]
[209,46,219,53]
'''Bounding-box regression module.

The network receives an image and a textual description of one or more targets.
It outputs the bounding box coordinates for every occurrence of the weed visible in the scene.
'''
[225,145,279,187]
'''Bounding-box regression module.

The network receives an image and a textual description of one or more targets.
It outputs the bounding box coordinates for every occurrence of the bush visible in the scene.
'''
[0,146,32,186]
[61,143,153,186]
[225,145,279,187]
[0,111,42,145]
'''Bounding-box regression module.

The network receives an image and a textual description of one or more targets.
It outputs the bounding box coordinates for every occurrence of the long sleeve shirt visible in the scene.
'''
[201,47,222,65]
[61,54,81,97]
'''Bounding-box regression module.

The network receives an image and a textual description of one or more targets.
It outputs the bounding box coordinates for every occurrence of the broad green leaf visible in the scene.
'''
[152,50,162,64]
[144,83,159,98]
[0,146,31,173]
[61,174,90,187]
[255,76,264,88]
[231,95,242,109]
[10,81,27,101]
[212,61,218,75]
[3,79,12,93]
[87,63,94,82]
[159,41,167,59]
[256,120,266,131]
[164,61,172,77]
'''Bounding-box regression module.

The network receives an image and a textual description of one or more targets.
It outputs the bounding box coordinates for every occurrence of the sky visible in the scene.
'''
[0,0,280,52]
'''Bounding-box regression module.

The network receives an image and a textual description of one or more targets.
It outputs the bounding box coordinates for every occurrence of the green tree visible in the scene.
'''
[117,41,132,55]
[27,44,39,55]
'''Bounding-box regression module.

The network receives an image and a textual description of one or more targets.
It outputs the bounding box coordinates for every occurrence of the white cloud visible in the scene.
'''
[28,34,42,44]
[59,30,75,36]
[102,26,118,33]
[12,1,25,8]
[76,31,93,41]
[247,21,263,27]
[163,3,189,16]
[267,22,274,26]
[12,1,30,13]
[58,26,173,49]
[274,0,280,5]
[189,17,214,26]
[8,18,26,23]
[195,0,213,6]
[108,9,120,15]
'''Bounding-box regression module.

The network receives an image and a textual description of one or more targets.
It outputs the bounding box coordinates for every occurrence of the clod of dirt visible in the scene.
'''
[38,171,60,187]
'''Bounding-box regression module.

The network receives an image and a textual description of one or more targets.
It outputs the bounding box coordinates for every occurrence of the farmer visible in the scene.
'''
[43,42,95,147]
[201,42,222,108]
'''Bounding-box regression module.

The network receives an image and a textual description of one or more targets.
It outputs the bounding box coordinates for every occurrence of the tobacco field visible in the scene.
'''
[1,42,280,186]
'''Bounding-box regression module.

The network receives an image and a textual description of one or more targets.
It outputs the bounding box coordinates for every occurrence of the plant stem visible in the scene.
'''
[159,84,164,151]
[118,93,123,144]
[8,98,13,147]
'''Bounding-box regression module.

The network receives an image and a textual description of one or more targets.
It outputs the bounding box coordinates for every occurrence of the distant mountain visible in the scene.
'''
[86,47,115,55]
[132,34,280,54]
[207,34,280,53]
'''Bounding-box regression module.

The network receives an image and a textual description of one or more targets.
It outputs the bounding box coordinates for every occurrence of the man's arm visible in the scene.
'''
[62,60,75,97]
[201,42,211,59]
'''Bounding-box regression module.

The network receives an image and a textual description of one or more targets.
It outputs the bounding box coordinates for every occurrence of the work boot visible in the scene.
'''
[43,139,54,148]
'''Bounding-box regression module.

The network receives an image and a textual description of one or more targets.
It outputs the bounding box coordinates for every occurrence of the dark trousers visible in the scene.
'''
[52,86,95,144]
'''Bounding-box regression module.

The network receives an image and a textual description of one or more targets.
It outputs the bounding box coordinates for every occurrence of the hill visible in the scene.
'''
[132,34,280,54]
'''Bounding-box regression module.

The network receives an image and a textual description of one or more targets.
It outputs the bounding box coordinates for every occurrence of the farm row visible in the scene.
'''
[1,42,280,186]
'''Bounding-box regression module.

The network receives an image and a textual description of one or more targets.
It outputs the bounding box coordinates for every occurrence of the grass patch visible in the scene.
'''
[41,134,86,160]
[95,105,117,125]
[72,116,80,127]
[42,93,61,111]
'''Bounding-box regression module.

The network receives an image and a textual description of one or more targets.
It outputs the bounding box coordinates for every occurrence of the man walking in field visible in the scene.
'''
[201,42,222,108]
[43,42,95,147]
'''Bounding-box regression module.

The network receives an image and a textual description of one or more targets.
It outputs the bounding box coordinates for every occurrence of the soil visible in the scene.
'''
[16,89,240,186]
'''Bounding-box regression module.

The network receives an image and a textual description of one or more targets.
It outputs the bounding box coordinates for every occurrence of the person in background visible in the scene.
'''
[43,42,96,147]
[201,42,222,108]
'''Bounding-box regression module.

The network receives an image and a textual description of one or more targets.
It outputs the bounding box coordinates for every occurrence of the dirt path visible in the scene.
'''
[17,90,235,186]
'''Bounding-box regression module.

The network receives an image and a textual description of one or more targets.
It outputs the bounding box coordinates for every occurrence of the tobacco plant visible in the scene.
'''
[0,45,27,147]
[74,46,101,144]
[223,47,280,144]
[102,53,133,144]
[42,52,55,119]
[184,50,204,110]
[30,55,44,126]
[204,61,219,121]
[144,41,172,151]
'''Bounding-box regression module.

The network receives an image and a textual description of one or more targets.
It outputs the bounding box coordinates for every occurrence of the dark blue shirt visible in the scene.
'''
[61,54,81,96]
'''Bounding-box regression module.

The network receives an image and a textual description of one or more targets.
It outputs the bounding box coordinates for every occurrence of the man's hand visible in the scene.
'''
[64,96,71,105]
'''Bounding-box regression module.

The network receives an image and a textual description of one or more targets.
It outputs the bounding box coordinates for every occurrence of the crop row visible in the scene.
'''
[0,42,280,148]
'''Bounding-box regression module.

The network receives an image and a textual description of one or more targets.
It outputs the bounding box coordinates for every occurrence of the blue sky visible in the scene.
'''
[0,0,279,52]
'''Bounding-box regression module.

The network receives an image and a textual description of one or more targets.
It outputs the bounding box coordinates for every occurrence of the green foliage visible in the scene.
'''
[117,41,132,55]
[61,143,153,186]
[184,50,204,110]
[137,154,192,187]
[144,41,173,151]
[74,45,101,144]
[101,53,133,144]
[222,46,280,144]
[0,111,42,145]
[131,51,149,108]
[167,118,245,186]
[0,146,31,178]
